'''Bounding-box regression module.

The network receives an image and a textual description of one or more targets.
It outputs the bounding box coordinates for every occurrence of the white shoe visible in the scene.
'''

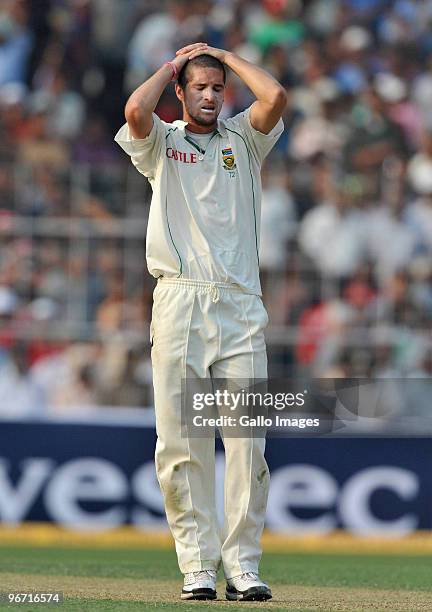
[181,570,217,600]
[226,572,272,601]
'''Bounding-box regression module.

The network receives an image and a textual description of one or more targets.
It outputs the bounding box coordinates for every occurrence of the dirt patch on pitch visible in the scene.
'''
[2,573,431,610]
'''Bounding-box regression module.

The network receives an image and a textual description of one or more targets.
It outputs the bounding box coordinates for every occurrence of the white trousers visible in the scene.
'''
[151,278,269,578]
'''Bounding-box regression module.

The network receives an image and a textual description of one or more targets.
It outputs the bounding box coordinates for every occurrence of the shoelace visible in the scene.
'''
[243,572,259,581]
[230,572,261,587]
[185,570,216,583]
[197,570,216,579]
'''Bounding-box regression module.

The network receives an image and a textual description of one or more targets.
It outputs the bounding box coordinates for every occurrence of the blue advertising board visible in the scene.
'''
[0,418,431,535]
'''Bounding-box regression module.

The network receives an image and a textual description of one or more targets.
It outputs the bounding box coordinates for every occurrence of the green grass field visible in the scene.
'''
[0,545,431,611]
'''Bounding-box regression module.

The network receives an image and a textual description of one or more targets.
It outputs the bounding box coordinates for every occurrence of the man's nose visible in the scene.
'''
[204,89,216,101]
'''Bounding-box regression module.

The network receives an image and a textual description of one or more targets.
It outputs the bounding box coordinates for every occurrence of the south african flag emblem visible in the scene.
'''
[222,147,236,169]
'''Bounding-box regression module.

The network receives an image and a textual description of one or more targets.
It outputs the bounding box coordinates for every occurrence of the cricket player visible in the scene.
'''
[115,42,286,601]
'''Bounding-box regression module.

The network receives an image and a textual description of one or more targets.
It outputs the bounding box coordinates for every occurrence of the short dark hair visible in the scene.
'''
[177,54,226,89]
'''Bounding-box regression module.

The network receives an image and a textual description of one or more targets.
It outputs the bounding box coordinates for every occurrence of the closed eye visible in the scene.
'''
[195,85,224,92]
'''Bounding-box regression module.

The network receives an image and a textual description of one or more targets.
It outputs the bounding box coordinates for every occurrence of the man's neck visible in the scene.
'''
[185,127,215,138]
[184,121,217,135]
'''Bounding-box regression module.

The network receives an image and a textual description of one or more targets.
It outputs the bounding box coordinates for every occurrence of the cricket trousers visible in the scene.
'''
[150,277,270,578]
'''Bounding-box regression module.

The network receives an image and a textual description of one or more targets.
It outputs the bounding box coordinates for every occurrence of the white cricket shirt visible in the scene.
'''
[114,106,283,295]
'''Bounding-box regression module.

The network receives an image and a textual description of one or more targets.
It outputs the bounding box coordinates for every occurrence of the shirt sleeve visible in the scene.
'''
[114,113,166,179]
[224,105,284,164]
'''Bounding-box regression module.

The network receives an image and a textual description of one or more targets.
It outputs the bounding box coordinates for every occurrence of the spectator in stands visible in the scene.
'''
[126,0,203,90]
[299,179,367,279]
[259,161,296,300]
[0,0,32,87]
[406,131,432,252]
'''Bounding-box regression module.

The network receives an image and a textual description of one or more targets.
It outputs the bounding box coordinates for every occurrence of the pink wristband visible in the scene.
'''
[164,61,178,81]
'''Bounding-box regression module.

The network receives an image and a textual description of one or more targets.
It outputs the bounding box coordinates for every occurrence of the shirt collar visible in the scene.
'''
[173,119,226,138]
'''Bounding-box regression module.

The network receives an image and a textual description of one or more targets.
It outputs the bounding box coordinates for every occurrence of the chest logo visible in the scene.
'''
[166,148,197,164]
[222,147,236,170]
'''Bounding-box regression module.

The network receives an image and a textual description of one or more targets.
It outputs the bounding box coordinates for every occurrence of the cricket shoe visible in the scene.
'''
[181,570,217,600]
[226,572,272,601]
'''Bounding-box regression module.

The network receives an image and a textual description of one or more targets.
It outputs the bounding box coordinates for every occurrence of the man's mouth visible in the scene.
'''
[201,107,215,114]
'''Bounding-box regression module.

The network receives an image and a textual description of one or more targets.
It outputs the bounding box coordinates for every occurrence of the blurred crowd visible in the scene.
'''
[0,0,432,417]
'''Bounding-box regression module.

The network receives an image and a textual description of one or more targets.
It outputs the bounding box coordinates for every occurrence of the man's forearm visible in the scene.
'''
[125,43,208,138]
[224,52,285,106]
[125,64,173,138]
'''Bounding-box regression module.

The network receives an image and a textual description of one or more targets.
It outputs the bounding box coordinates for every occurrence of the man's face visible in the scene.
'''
[176,66,225,129]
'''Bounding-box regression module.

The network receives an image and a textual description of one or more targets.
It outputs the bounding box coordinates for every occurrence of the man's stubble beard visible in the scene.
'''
[188,112,215,127]
[184,99,220,127]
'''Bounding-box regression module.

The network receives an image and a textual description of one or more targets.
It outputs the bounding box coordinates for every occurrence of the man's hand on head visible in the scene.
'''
[172,43,209,72]
[176,44,229,64]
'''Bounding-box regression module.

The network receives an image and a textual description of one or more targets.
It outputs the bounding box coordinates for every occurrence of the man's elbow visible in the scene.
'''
[271,87,288,113]
[125,102,153,138]
[125,102,142,126]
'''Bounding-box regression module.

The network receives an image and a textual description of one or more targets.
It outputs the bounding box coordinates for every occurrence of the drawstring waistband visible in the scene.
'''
[209,283,220,303]
[157,277,248,303]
